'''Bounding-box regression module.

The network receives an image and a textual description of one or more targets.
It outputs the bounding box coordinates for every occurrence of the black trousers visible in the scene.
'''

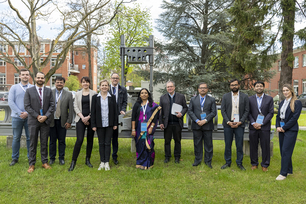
[71,119,94,161]
[28,122,50,166]
[97,126,113,163]
[164,123,182,159]
[193,129,213,164]
[112,128,119,160]
[49,119,67,161]
[249,129,270,168]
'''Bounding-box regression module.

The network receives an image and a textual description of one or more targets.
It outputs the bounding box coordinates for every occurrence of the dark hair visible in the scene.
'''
[136,88,153,107]
[229,79,239,85]
[254,81,265,87]
[55,76,66,83]
[36,72,45,77]
[198,82,208,89]
[81,76,90,84]
[19,68,29,75]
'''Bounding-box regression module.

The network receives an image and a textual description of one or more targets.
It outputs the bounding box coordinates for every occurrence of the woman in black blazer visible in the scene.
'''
[91,80,118,171]
[276,84,302,180]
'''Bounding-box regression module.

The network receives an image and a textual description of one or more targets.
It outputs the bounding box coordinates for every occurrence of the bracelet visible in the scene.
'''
[132,129,135,131]
[151,125,154,128]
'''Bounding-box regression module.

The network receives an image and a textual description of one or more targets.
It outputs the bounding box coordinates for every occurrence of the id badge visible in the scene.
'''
[141,123,147,132]
[40,109,43,116]
[280,121,285,128]
[256,114,265,125]
[233,114,239,123]
[201,112,206,120]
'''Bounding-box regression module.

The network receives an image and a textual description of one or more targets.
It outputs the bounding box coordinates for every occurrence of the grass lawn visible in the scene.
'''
[1,131,306,203]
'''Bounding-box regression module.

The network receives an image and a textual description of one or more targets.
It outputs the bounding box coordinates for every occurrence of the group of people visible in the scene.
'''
[8,69,302,181]
[8,69,127,172]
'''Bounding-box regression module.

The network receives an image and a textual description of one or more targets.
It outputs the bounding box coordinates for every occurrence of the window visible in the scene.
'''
[75,51,78,56]
[303,54,306,67]
[40,44,45,53]
[14,58,23,66]
[51,58,56,67]
[53,44,62,53]
[82,52,86,56]
[0,59,6,66]
[50,74,62,89]
[14,44,25,54]
[82,65,86,69]
[0,73,6,85]
[14,73,21,84]
[0,44,7,52]
[303,79,306,93]
[293,80,298,95]
[294,56,299,68]
[278,61,281,71]
[40,58,44,64]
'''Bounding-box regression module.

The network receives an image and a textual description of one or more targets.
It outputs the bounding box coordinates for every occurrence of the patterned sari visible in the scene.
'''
[135,102,160,170]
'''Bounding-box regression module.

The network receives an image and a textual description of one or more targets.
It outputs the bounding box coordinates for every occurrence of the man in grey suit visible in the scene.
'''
[49,76,74,165]
[188,82,217,168]
[24,72,54,173]
[221,79,249,170]
[160,81,188,163]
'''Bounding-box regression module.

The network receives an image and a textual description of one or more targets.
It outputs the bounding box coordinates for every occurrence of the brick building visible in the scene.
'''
[0,39,98,91]
[266,48,306,97]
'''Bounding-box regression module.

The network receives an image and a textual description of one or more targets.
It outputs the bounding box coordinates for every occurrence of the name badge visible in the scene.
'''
[40,109,43,116]
[141,123,147,132]
[233,114,239,123]
[280,121,285,128]
[201,112,206,120]
[256,114,265,125]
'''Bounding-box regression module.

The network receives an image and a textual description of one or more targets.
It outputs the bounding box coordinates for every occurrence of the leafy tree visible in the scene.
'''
[100,3,153,84]
[65,75,80,91]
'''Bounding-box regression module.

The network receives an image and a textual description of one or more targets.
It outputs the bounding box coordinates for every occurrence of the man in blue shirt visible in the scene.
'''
[8,68,33,166]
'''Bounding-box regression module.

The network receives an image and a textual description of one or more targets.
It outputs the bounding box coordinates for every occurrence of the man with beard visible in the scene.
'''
[221,79,249,170]
[49,76,73,165]
[8,68,33,166]
[109,73,127,165]
[24,72,54,173]
[248,81,274,172]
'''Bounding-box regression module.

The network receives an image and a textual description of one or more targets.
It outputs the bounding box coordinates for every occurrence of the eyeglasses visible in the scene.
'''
[111,78,119,80]
[230,84,239,87]
[199,87,208,89]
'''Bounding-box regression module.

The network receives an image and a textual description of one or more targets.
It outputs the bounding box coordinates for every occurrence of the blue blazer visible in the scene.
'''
[276,99,302,132]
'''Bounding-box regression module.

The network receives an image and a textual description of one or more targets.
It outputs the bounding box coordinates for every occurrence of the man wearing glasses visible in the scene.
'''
[221,79,249,171]
[109,73,127,165]
[188,82,216,167]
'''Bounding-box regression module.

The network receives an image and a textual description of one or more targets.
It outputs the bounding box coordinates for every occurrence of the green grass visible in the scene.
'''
[217,110,306,126]
[1,131,306,203]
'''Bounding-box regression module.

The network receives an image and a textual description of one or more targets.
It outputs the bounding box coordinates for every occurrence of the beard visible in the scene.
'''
[231,88,239,93]
[255,90,263,94]
[36,80,44,85]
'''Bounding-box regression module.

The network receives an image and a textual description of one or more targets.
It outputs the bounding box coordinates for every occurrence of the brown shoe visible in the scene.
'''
[262,167,268,172]
[251,165,258,170]
[27,165,35,173]
[42,163,52,169]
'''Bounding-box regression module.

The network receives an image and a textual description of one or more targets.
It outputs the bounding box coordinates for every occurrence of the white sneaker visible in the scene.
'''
[276,174,286,180]
[105,162,110,171]
[287,173,293,176]
[98,162,105,170]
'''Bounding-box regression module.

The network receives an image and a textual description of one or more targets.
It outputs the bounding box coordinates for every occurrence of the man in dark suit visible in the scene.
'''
[24,72,54,173]
[159,81,188,163]
[248,81,274,172]
[188,82,217,168]
[221,79,249,170]
[109,73,127,165]
[49,76,74,165]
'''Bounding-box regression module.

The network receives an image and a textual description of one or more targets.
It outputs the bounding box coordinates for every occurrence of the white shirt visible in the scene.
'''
[35,85,44,108]
[98,92,111,127]
[280,97,291,119]
[231,91,239,121]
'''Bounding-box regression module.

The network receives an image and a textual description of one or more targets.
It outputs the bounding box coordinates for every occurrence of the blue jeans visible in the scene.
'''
[12,117,30,160]
[223,126,244,165]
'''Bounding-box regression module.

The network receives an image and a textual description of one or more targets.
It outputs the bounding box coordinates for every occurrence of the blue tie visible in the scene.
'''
[113,87,116,95]
[200,97,204,108]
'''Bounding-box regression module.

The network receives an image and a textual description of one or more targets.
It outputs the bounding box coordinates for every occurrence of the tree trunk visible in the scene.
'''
[87,34,93,89]
[279,0,295,100]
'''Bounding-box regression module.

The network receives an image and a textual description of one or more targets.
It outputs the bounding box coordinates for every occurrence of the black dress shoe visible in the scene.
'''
[59,160,65,165]
[9,159,18,166]
[113,159,119,165]
[237,164,246,171]
[68,160,76,172]
[221,163,231,169]
[192,161,201,166]
[164,158,170,163]
[175,158,180,163]
[205,162,213,169]
[85,157,93,168]
[49,160,55,165]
